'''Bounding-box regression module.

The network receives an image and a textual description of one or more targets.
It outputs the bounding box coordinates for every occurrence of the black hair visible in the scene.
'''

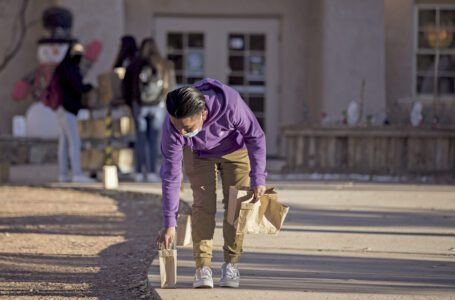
[113,35,138,68]
[166,87,206,119]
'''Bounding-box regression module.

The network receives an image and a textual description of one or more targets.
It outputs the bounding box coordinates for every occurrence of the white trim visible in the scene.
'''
[397,96,455,104]
[416,3,455,10]
[413,5,418,99]
[413,4,455,100]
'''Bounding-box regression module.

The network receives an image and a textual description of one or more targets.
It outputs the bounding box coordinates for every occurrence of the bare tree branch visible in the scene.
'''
[0,0,29,72]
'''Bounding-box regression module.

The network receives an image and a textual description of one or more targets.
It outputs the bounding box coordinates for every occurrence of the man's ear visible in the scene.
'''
[202,109,208,121]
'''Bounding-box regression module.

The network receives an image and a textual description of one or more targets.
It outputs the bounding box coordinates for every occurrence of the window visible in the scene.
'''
[415,6,455,97]
[166,32,205,85]
[227,33,267,130]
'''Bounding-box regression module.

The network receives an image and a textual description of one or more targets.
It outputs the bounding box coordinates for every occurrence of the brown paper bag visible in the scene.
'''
[176,214,192,246]
[227,186,254,226]
[231,187,290,235]
[158,245,177,288]
[98,71,123,105]
[81,88,99,108]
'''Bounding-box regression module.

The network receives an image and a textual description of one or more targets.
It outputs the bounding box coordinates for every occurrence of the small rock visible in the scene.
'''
[448,247,455,251]
[128,281,143,290]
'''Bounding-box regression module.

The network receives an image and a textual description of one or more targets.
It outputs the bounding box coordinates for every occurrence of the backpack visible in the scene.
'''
[139,65,164,106]
[43,72,62,110]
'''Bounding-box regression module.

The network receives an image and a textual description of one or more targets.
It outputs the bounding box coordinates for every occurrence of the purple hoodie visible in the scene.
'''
[160,78,267,227]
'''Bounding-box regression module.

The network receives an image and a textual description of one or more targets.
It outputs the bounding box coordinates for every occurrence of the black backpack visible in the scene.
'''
[139,65,164,106]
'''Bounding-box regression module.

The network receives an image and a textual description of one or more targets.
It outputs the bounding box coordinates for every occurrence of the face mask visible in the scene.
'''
[183,127,201,138]
[182,115,203,138]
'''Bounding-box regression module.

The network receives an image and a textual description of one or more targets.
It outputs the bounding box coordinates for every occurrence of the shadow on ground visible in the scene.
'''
[2,186,455,298]
[0,187,181,299]
[169,248,455,295]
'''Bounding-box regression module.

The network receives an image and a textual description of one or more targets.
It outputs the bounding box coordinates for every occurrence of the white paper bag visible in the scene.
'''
[158,244,177,288]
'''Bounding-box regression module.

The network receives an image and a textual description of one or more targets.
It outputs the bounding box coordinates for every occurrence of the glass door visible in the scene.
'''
[166,32,205,85]
[155,17,280,155]
[227,33,267,129]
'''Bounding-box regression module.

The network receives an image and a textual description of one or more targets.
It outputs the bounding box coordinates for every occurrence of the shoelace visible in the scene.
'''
[223,264,239,279]
[197,267,212,279]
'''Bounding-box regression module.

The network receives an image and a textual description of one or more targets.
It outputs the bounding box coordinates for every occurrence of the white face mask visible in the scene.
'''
[182,115,203,138]
[183,127,201,138]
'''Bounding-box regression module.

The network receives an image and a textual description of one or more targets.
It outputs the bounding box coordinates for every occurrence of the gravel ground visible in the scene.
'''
[0,186,169,299]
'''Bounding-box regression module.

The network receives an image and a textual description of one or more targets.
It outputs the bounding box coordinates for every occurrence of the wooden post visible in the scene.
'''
[103,99,118,188]
[0,162,10,183]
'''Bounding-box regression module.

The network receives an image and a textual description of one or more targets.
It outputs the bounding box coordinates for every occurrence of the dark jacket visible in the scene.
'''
[123,57,148,108]
[55,55,92,115]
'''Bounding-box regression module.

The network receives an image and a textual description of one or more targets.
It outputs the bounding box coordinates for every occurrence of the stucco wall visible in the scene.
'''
[0,0,124,135]
[55,0,124,84]
[385,0,455,125]
[124,0,313,131]
[320,0,386,125]
[384,0,414,123]
[2,0,433,137]
[0,0,52,135]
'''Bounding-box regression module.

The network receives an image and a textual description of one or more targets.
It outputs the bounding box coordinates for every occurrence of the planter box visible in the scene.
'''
[0,136,57,165]
[98,71,125,106]
[78,117,135,139]
[81,148,134,173]
[283,126,455,175]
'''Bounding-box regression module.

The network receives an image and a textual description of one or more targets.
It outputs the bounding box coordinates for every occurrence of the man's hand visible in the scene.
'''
[252,185,266,201]
[155,226,176,249]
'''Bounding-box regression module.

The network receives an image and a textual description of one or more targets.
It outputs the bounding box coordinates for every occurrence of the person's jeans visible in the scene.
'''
[132,103,164,174]
[56,107,83,177]
[183,147,251,268]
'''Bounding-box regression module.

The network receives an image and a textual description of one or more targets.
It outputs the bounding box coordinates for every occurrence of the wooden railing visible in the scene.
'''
[283,126,455,175]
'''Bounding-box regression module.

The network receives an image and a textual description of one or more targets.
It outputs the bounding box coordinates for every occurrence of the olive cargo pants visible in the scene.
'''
[183,147,250,268]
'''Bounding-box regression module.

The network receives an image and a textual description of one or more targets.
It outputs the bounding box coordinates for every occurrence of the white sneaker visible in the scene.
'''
[193,266,214,288]
[72,174,96,183]
[146,173,160,182]
[220,263,240,288]
[134,173,144,182]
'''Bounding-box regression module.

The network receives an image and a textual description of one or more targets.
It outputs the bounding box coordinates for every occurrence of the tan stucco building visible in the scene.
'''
[1,0,454,158]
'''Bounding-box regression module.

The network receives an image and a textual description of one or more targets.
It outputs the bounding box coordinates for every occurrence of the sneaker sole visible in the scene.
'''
[219,281,239,288]
[193,280,214,289]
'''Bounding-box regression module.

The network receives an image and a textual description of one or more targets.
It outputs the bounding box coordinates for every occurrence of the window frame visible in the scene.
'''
[413,4,455,101]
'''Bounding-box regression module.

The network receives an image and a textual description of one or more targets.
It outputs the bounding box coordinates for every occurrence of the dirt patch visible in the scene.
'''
[0,186,171,299]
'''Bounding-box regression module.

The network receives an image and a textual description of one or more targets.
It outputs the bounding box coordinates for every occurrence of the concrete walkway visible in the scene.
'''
[8,164,455,299]
[144,182,455,300]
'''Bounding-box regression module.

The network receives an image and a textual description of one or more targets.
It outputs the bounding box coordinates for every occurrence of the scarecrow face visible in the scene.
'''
[37,43,69,64]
